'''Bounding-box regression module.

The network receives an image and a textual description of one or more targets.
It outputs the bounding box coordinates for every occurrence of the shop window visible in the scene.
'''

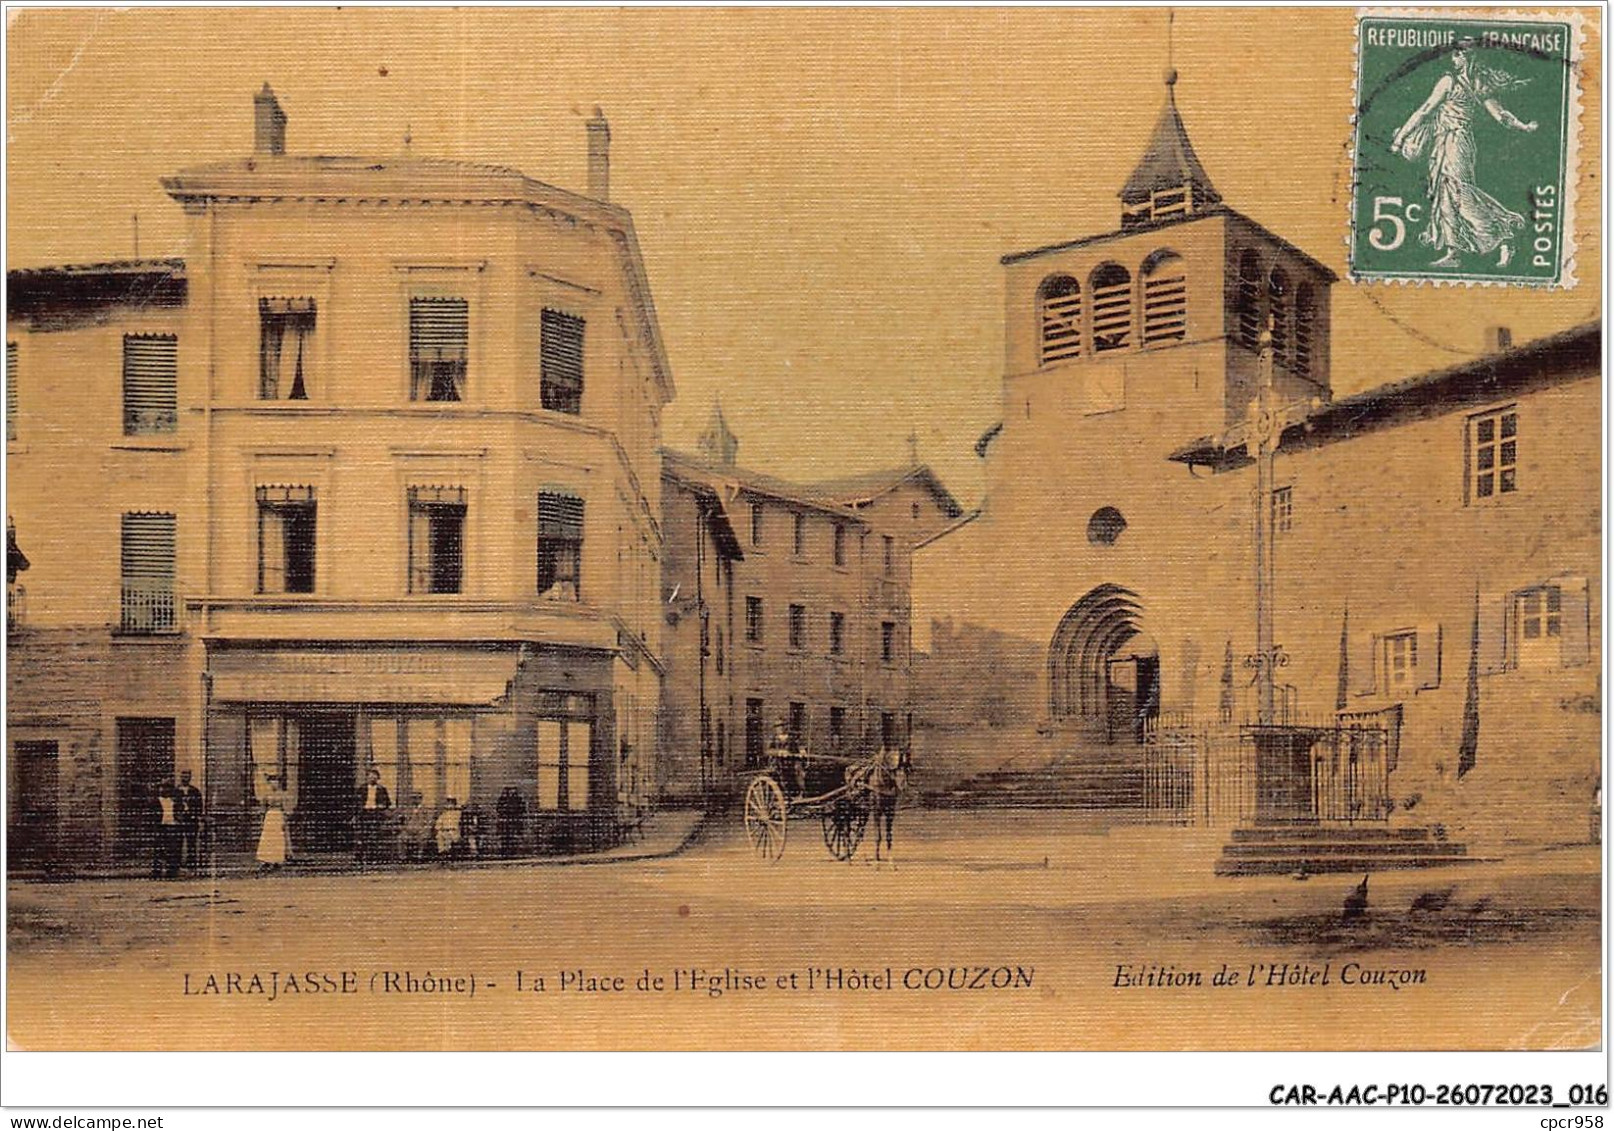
[536,693,594,812]
[259,298,315,400]
[537,491,584,601]
[540,309,585,415]
[408,486,466,594]
[409,297,467,402]
[257,486,316,594]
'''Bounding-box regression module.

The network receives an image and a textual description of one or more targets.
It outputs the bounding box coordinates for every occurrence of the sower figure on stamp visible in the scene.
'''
[1391,39,1537,268]
[354,767,392,867]
[175,770,204,871]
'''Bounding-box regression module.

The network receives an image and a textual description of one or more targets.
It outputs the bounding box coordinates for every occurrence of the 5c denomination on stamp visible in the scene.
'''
[1351,10,1582,287]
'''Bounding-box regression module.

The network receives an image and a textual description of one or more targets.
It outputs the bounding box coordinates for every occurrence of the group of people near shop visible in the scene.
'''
[250,770,532,870]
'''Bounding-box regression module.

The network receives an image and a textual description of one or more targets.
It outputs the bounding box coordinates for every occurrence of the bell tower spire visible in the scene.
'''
[1119,12,1222,229]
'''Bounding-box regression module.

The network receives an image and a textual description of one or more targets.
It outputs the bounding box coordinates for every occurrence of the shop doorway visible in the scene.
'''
[116,717,174,858]
[295,711,357,852]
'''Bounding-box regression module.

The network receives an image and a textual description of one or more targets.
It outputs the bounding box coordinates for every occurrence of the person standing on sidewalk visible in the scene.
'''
[255,775,291,871]
[175,770,204,871]
[151,782,182,879]
[354,768,392,867]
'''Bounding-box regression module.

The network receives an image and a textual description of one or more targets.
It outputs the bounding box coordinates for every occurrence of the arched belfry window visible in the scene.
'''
[1234,250,1263,351]
[1293,283,1316,380]
[1268,268,1291,360]
[1037,275,1082,365]
[1089,263,1133,353]
[1140,250,1187,347]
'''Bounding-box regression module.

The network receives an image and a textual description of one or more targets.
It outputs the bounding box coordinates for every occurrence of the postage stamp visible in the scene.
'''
[1350,9,1582,286]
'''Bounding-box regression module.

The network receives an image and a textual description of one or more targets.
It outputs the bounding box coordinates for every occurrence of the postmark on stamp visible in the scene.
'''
[1350,10,1581,287]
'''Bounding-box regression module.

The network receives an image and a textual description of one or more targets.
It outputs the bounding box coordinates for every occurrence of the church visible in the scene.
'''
[911,70,1600,854]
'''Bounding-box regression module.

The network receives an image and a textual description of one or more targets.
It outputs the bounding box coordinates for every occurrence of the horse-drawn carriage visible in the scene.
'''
[742,746,903,861]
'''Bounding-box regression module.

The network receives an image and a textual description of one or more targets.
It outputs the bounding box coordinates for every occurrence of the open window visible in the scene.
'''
[409,297,468,402]
[259,298,315,400]
[257,486,316,594]
[537,491,584,601]
[407,486,467,594]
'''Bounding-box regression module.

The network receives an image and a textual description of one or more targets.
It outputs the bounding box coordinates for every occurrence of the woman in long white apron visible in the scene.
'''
[256,775,292,869]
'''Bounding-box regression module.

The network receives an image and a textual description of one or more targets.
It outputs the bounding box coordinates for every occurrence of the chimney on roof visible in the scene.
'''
[1486,325,1513,353]
[586,107,611,201]
[254,83,287,156]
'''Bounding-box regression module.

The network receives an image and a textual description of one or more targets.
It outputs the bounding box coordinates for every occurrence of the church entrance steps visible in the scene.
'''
[922,740,1152,810]
[1215,823,1474,876]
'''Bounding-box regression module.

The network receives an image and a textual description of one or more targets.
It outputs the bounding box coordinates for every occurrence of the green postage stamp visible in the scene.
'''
[1351,10,1582,286]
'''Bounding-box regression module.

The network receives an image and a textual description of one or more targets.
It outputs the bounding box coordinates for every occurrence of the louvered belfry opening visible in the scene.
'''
[1268,268,1292,361]
[537,491,584,601]
[120,512,176,634]
[1089,263,1134,353]
[122,334,178,435]
[1141,251,1187,346]
[409,297,468,402]
[1293,283,1316,380]
[1234,250,1263,352]
[540,309,585,415]
[1037,275,1083,365]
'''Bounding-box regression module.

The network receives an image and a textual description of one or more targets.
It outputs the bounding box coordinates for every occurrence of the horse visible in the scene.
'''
[866,747,908,866]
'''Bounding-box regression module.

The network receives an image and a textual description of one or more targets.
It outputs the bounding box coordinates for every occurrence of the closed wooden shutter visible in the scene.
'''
[1558,576,1590,667]
[540,309,585,414]
[1293,284,1316,379]
[1477,591,1507,674]
[1348,627,1378,696]
[122,335,178,435]
[120,512,176,632]
[6,341,16,441]
[1415,623,1442,689]
[409,298,468,401]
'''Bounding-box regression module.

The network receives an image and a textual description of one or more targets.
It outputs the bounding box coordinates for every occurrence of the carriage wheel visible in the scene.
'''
[743,776,788,861]
[821,799,868,862]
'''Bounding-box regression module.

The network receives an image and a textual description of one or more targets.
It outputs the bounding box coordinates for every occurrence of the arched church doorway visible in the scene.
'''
[1048,585,1160,745]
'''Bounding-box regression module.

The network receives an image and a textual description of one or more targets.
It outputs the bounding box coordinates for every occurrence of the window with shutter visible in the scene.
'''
[1514,584,1564,670]
[1089,263,1133,352]
[1141,252,1187,347]
[540,309,585,415]
[409,298,468,402]
[745,596,763,643]
[881,620,896,663]
[1037,275,1082,365]
[407,486,467,593]
[537,491,584,601]
[259,298,315,400]
[6,341,16,442]
[122,335,178,435]
[257,486,316,594]
[788,603,806,650]
[120,512,176,633]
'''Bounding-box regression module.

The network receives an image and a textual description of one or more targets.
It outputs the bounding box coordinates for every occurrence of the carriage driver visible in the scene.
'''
[771,720,808,795]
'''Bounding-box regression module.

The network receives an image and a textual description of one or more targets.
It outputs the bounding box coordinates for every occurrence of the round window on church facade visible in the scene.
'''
[1087,507,1127,546]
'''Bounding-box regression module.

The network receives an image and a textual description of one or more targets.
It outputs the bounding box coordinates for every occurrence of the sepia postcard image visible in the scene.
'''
[2,4,1605,1057]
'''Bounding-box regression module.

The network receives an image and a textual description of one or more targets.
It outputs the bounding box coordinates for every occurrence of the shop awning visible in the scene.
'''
[208,648,517,705]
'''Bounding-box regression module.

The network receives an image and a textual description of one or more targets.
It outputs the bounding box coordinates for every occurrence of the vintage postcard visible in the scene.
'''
[2,2,1606,1096]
